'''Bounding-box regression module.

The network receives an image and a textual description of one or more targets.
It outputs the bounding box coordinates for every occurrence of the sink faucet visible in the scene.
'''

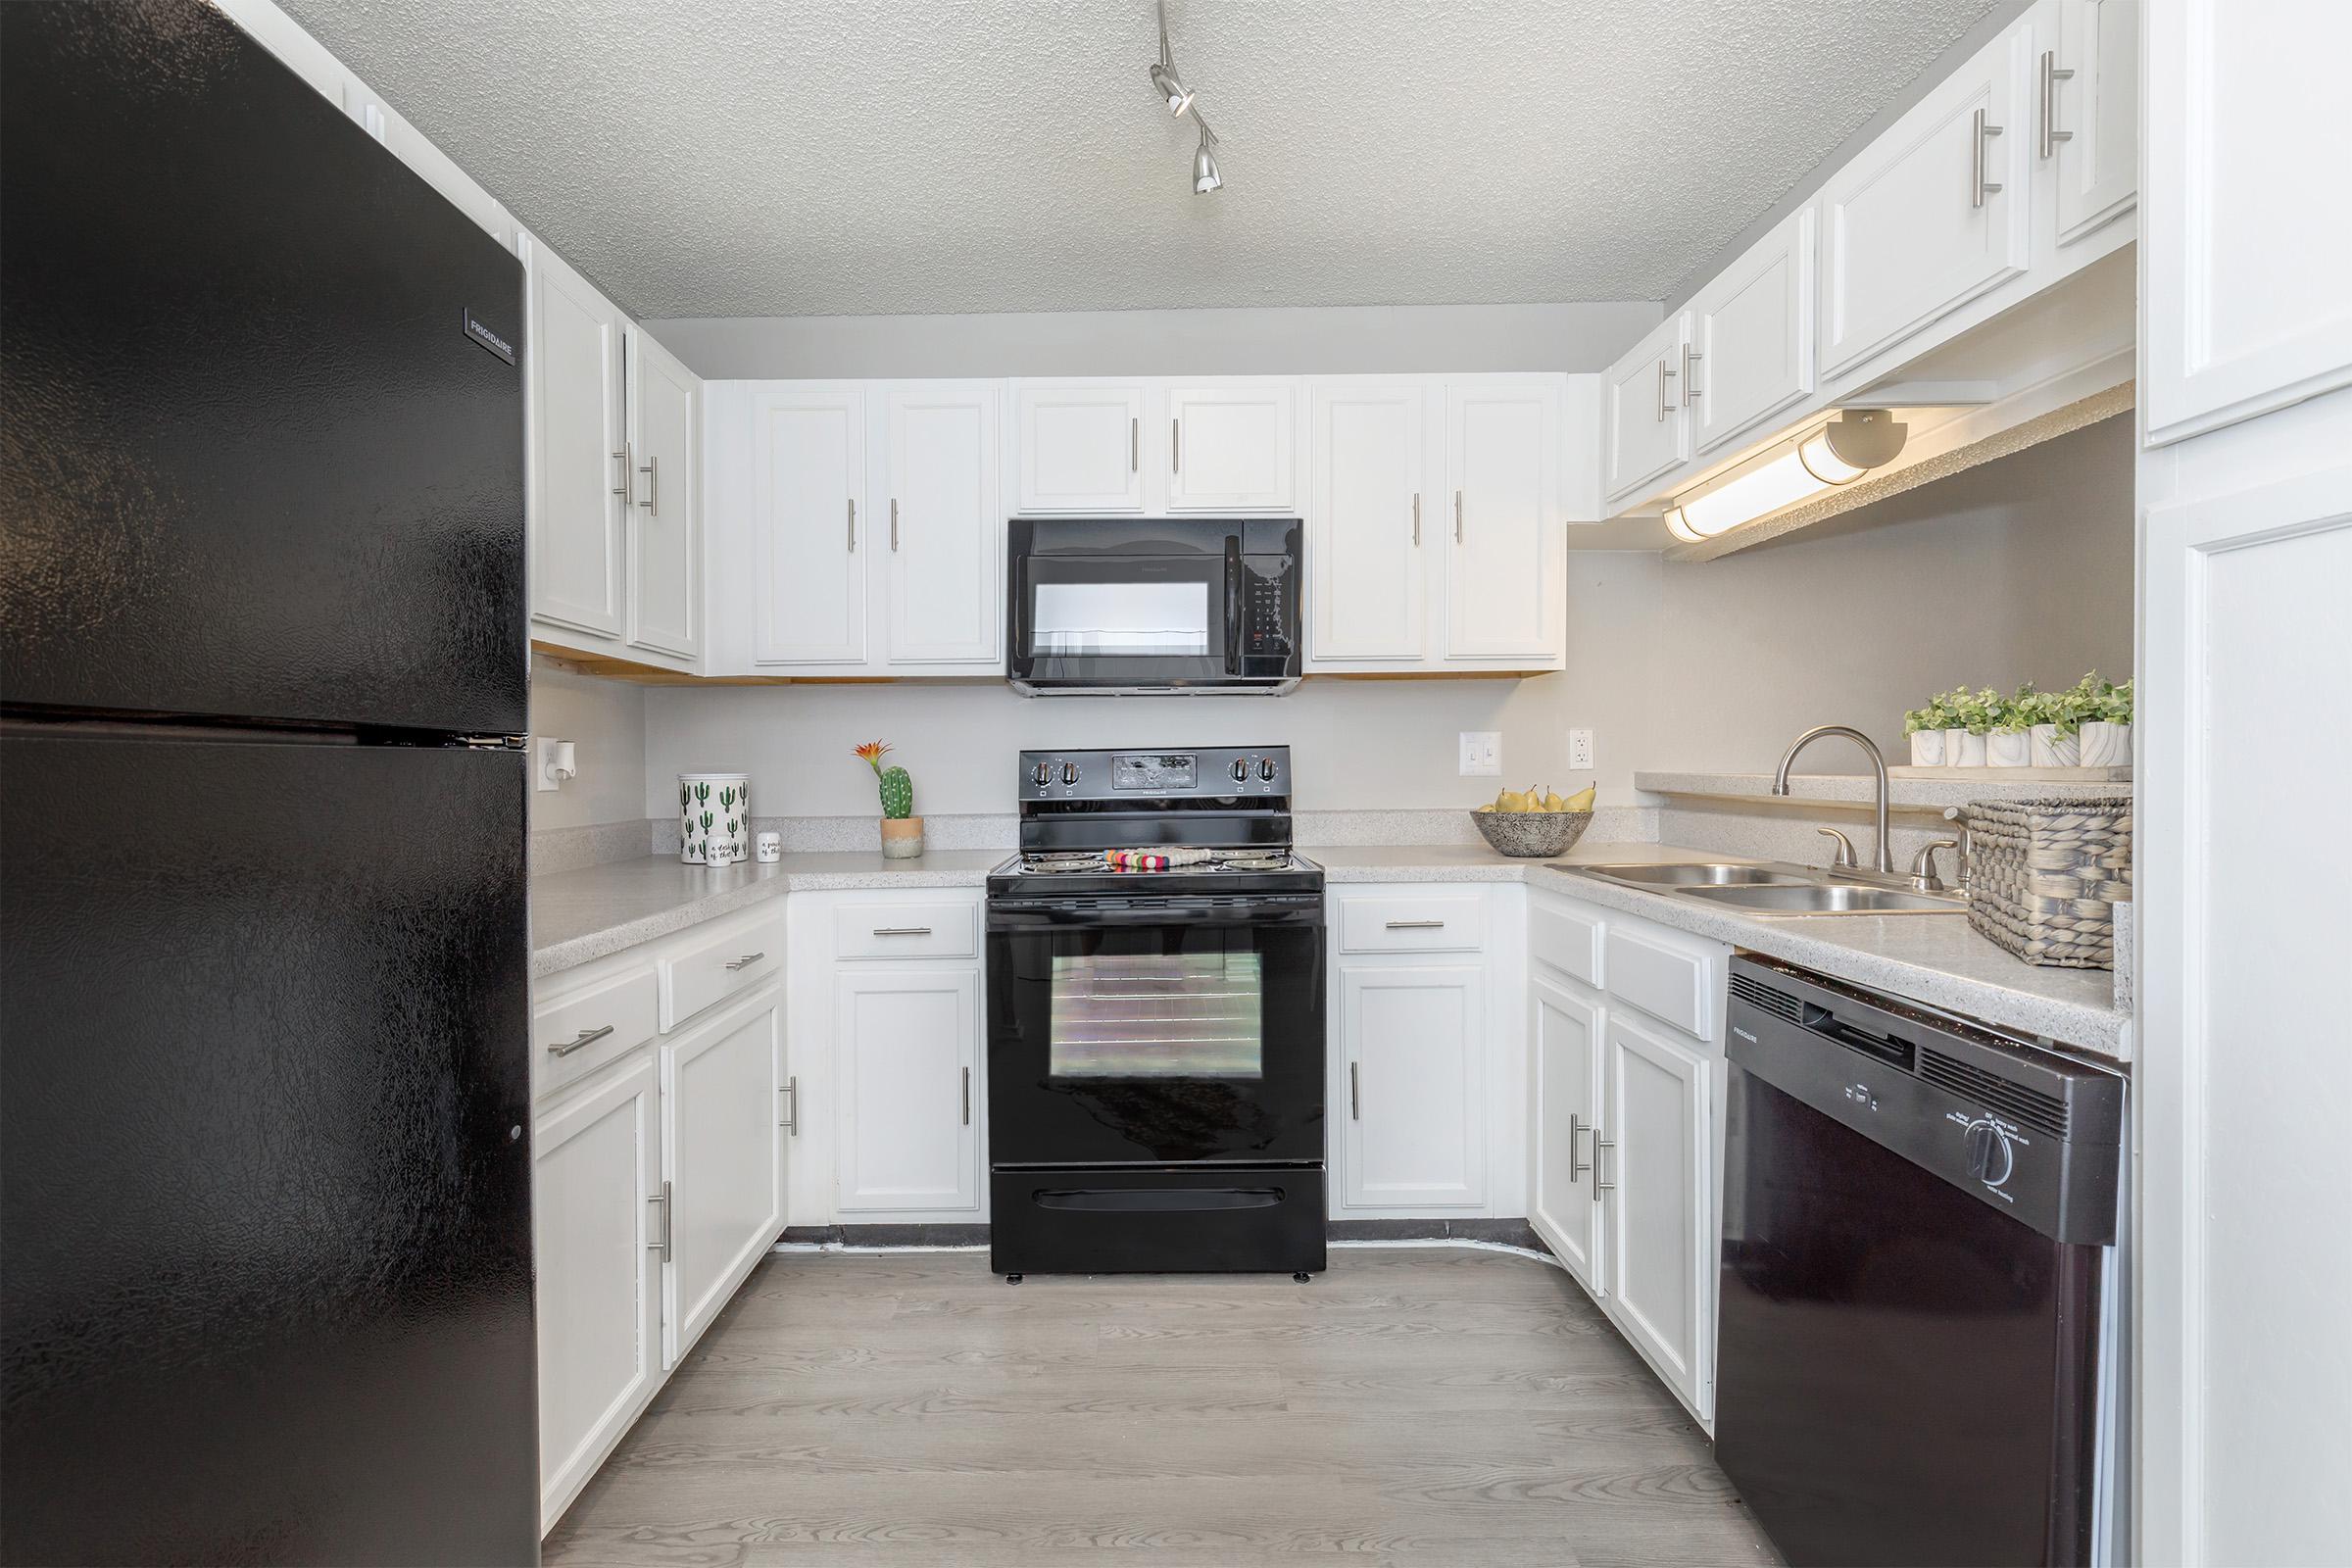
[1772,725,1892,874]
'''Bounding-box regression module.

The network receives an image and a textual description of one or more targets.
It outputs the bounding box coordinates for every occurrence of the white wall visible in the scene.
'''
[527,655,647,829]
[636,415,2133,820]
[642,302,1659,381]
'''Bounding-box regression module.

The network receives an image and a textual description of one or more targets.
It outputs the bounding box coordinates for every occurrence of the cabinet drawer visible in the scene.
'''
[1337,893,1487,954]
[533,965,661,1101]
[661,916,782,1030]
[1604,925,1719,1041]
[1530,899,1605,989]
[832,900,980,960]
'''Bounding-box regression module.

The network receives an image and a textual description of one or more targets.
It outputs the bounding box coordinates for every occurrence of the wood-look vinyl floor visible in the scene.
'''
[544,1247,1780,1566]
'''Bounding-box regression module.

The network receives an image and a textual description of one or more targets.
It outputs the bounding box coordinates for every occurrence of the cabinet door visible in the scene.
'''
[884,382,1001,666]
[1818,23,2033,377]
[1338,964,1487,1210]
[1602,315,1690,504]
[2051,0,2139,245]
[751,388,866,664]
[1305,382,1428,662]
[626,329,700,662]
[527,240,626,640]
[1602,1009,1712,1418]
[1444,380,1562,663]
[1167,383,1296,511]
[1530,974,1606,1298]
[2144,0,2352,444]
[533,1053,661,1533]
[662,998,782,1364]
[1014,383,1147,512]
[835,969,980,1213]
[1689,211,1815,458]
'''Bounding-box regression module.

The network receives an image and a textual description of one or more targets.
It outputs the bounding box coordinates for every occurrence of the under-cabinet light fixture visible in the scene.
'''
[1663,410,1908,542]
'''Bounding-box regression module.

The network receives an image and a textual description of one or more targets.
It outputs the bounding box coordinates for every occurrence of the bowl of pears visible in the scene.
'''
[1471,783,1595,858]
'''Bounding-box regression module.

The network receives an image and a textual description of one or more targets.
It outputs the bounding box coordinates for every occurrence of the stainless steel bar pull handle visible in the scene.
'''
[1386,918,1446,929]
[1411,493,1422,547]
[1681,344,1703,402]
[1973,108,2005,207]
[1655,357,1680,419]
[612,448,631,501]
[1593,1132,1615,1200]
[780,1074,799,1134]
[1171,417,1181,472]
[648,1179,673,1262]
[637,455,659,514]
[549,1023,614,1057]
[870,926,932,937]
[961,1066,972,1127]
[2039,50,2075,159]
[1568,1111,1592,1184]
[1130,416,1139,472]
[1453,491,1464,543]
[724,951,765,970]
[1349,1061,1361,1121]
[890,499,900,552]
[846,497,857,551]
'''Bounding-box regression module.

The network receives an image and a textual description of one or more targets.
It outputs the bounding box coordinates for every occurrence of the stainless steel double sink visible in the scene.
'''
[1569,860,1967,916]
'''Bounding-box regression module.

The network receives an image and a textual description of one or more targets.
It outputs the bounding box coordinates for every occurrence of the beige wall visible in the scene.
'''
[629,414,2134,818]
[527,655,647,829]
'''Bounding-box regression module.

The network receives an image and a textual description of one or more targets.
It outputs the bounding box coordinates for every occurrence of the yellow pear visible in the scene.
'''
[1562,784,1596,811]
[1496,789,1531,813]
[1541,791,1568,812]
[1473,803,1494,813]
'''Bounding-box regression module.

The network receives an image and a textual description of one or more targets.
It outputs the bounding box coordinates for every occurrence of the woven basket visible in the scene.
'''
[1966,796,2132,968]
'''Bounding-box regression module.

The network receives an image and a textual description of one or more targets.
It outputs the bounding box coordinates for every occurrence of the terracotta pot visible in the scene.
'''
[879,815,925,859]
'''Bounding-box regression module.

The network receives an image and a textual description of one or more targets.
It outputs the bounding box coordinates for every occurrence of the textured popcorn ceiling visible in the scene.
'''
[278,0,1998,318]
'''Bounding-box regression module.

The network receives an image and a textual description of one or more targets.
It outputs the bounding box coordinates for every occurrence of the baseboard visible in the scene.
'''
[776,1218,1546,1253]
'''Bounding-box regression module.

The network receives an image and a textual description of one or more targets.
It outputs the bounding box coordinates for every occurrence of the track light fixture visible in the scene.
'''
[1191,115,1222,194]
[1149,0,1222,192]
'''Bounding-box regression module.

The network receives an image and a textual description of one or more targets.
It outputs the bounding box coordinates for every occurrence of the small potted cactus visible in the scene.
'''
[854,741,923,858]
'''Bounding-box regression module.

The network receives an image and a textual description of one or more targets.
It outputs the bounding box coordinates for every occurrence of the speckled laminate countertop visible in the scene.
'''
[532,841,2131,1060]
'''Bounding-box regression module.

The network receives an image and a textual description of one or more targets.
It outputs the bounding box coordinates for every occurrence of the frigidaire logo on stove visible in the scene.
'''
[462,308,515,365]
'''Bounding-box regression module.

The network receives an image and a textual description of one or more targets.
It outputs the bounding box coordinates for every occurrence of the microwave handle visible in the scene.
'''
[1225,536,1245,674]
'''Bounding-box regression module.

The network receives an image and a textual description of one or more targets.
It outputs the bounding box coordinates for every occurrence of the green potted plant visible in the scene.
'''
[2077,674,2133,767]
[2016,685,2081,767]
[854,740,924,858]
[1944,686,2000,766]
[1987,683,2035,767]
[1904,694,1951,766]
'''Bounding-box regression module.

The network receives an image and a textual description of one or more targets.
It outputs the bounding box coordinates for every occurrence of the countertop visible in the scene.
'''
[531,841,2130,1060]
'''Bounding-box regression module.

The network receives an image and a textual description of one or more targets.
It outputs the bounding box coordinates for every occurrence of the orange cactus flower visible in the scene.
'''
[853,740,893,772]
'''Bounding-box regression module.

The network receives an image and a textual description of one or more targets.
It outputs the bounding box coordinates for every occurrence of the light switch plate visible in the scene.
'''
[1459,732,1501,777]
[1568,728,1594,770]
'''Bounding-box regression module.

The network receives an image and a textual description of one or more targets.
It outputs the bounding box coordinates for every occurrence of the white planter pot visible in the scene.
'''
[678,772,752,864]
[2030,724,2081,767]
[1946,729,1987,766]
[2078,721,2132,768]
[1987,729,2032,767]
[1908,730,1947,767]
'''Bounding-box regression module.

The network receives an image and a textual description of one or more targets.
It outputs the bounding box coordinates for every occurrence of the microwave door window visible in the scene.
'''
[1031,581,1210,658]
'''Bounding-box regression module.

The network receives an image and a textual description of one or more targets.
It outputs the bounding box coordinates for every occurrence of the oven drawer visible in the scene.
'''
[533,965,661,1101]
[1337,893,1487,954]
[990,1166,1327,1275]
[661,914,783,1030]
[833,900,980,959]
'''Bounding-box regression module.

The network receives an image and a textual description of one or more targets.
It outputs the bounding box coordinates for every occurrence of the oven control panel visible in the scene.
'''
[1018,748,1289,802]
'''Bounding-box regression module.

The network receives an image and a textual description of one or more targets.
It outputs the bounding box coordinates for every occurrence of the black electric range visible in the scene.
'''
[984,747,1327,1281]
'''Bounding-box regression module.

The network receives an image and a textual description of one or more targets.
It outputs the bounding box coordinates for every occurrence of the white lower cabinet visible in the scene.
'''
[533,1048,662,1534]
[531,906,788,1535]
[1525,887,1726,1428]
[833,968,981,1214]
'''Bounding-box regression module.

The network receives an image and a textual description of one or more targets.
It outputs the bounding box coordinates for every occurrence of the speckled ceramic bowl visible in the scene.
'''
[1471,809,1593,858]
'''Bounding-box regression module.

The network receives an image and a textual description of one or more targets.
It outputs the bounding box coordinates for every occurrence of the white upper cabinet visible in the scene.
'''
[2145,0,2352,445]
[526,238,627,642]
[751,388,867,665]
[1165,382,1298,511]
[884,382,1002,666]
[2049,0,2139,246]
[1305,381,1429,663]
[1445,378,1562,663]
[1603,314,1691,503]
[626,329,701,663]
[1818,22,2034,378]
[1688,211,1816,458]
[1013,382,1148,512]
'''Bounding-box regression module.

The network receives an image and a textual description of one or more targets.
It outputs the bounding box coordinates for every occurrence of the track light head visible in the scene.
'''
[1151,60,1194,117]
[1191,117,1221,194]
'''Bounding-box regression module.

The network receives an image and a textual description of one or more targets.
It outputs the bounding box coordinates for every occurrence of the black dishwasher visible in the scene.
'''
[1716,956,2124,1568]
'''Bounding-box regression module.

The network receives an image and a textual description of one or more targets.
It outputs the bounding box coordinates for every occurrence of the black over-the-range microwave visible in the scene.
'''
[1004,516,1302,695]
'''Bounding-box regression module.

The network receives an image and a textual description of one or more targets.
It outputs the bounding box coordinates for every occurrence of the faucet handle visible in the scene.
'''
[1911,839,1959,893]
[1816,827,1857,869]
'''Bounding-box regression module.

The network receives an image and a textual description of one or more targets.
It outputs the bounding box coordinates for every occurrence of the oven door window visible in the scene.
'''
[1049,947,1262,1079]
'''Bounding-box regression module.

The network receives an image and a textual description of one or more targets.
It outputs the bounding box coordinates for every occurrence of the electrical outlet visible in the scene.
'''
[1459,732,1501,777]
[1568,728,1594,770]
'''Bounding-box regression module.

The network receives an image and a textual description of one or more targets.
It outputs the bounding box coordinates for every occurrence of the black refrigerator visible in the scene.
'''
[1,2,539,1562]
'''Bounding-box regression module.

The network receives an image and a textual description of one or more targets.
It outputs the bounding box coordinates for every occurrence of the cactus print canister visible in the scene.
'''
[677,773,752,865]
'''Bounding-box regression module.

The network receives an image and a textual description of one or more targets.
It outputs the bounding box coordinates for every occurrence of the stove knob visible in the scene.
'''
[1031,761,1051,787]
[1258,758,1278,782]
[1061,761,1080,786]
[1964,1118,2016,1189]
[1230,759,1249,783]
